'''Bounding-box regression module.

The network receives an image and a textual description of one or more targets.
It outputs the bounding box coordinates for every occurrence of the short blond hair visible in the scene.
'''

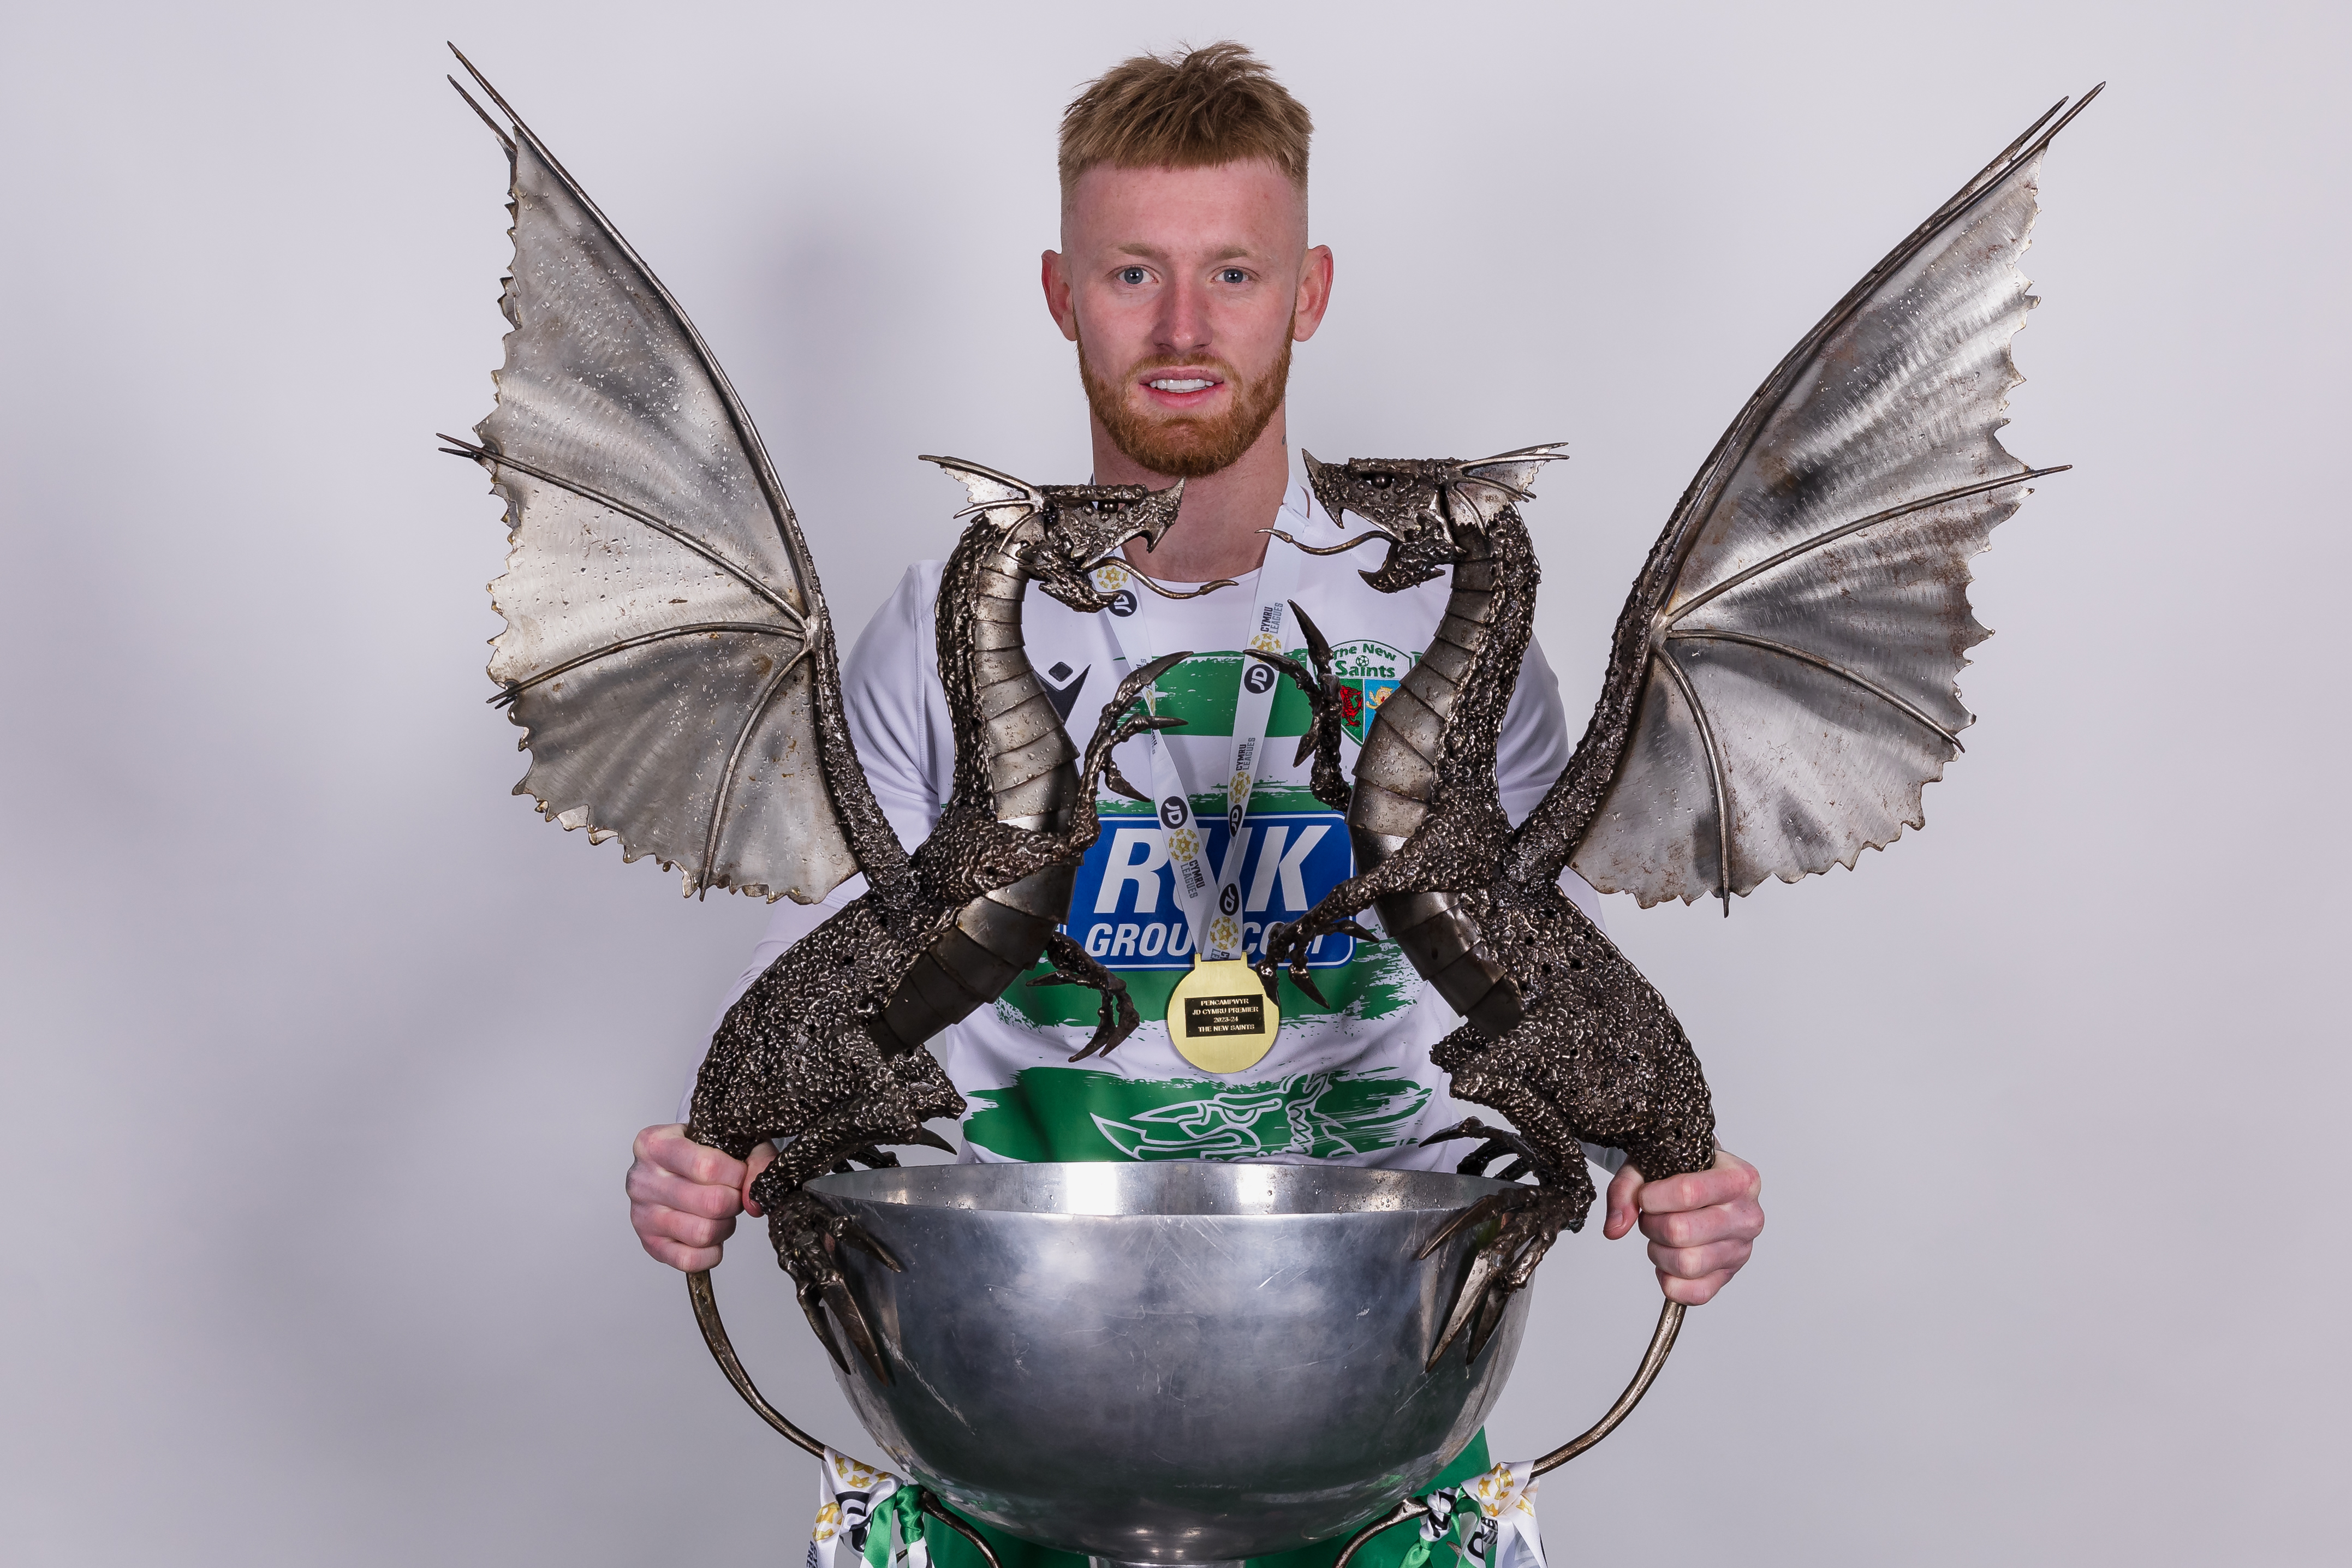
[1058,42,1313,203]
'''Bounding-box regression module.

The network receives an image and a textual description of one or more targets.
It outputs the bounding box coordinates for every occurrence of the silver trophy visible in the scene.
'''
[688,1162,1682,1567]
[444,43,2089,1563]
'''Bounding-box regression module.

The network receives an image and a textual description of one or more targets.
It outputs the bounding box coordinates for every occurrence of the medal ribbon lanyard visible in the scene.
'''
[1090,535,1301,964]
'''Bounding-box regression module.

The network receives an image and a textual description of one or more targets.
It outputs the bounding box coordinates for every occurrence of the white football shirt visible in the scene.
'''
[696,475,1624,1174]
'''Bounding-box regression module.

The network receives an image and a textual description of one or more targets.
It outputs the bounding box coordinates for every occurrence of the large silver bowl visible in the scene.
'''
[689,1161,1684,1568]
[807,1162,1526,1564]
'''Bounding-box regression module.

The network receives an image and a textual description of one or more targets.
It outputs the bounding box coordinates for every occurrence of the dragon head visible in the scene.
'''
[1028,481,1189,612]
[921,456,1193,612]
[1292,445,1565,592]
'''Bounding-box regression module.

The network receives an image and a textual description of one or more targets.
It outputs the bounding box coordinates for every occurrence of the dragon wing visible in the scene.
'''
[922,456,1047,529]
[1534,90,2097,911]
[1448,446,1567,530]
[443,50,903,904]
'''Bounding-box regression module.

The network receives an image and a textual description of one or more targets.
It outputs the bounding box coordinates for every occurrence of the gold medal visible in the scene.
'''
[1165,956,1281,1074]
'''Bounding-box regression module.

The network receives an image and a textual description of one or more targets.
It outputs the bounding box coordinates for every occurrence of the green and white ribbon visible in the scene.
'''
[810,1448,1545,1568]
[1399,1462,1546,1568]
[811,1450,931,1568]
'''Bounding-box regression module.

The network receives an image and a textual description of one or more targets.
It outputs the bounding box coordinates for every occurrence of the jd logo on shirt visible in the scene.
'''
[1107,589,1139,618]
[1242,660,1277,695]
[1158,795,1188,830]
[1070,810,1354,970]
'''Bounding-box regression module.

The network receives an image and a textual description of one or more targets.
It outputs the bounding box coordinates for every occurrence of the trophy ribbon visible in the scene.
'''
[1091,510,1304,1072]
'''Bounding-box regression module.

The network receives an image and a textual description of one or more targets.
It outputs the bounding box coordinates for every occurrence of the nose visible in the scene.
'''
[1153,271,1212,357]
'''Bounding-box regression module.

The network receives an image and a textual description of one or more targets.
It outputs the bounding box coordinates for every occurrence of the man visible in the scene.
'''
[628,38,1764,1512]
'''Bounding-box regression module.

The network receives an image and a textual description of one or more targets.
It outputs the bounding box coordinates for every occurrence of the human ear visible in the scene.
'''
[1041,249,1079,342]
[1292,245,1335,342]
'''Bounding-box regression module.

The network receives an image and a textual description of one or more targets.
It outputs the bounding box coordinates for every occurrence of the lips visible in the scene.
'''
[1138,369,1226,410]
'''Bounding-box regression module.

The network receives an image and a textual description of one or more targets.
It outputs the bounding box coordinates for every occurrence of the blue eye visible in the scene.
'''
[1118,266,1148,285]
[1219,268,1248,284]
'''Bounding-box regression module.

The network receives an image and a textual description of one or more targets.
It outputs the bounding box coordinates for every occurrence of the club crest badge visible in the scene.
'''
[1331,639,1413,744]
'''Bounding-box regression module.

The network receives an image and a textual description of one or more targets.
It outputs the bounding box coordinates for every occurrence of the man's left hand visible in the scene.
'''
[1602,1146,1764,1305]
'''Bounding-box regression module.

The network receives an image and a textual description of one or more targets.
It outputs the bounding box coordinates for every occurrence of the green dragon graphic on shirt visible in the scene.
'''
[964,1066,1434,1162]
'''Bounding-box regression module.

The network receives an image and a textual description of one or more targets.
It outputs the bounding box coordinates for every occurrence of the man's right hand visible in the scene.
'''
[626,1123,776,1271]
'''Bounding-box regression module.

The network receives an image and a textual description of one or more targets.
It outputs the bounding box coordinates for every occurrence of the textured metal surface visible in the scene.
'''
[446,56,1196,1373]
[692,499,1189,1372]
[1247,92,2094,1351]
[803,1162,1532,1564]
[1264,451,1716,1253]
[453,68,879,905]
[1557,92,2098,909]
[1273,488,1662,1364]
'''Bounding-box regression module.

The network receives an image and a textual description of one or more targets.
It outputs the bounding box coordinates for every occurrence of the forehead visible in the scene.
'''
[1062,158,1306,257]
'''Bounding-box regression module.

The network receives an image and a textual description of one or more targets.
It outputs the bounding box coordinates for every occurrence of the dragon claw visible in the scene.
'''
[1419,1116,1555,1183]
[1101,759,1148,802]
[833,1219,904,1272]
[1066,982,1139,1062]
[1095,715,1187,798]
[1080,653,1192,796]
[1416,1190,1510,1260]
[1467,1278,1510,1359]
[771,1190,898,1384]
[1419,1117,1485,1148]
[1290,602,1335,669]
[1418,1184,1581,1369]
[1243,647,1316,689]
[1255,921,1332,1006]
[1427,1241,1507,1370]
[820,1273,891,1381]
[797,1277,851,1373]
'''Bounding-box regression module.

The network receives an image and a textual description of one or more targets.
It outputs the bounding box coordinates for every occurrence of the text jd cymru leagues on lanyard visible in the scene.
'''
[1091,531,1302,1075]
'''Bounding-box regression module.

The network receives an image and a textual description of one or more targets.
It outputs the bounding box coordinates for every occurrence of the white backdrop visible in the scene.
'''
[3,2,2344,1563]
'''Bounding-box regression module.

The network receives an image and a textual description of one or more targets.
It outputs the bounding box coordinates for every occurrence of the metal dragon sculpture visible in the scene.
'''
[1256,88,2099,1363]
[444,32,2095,1386]
[439,53,1195,1379]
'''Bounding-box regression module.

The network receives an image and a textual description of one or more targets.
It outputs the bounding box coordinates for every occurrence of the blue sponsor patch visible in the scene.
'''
[1069,809,1355,970]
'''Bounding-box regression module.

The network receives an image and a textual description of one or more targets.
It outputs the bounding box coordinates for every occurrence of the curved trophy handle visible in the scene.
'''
[1332,1299,1687,1568]
[686,1268,1004,1568]
[1532,1298,1685,1475]
[687,1268,828,1457]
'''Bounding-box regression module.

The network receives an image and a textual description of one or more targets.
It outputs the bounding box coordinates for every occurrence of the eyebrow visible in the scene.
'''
[1114,243,1255,263]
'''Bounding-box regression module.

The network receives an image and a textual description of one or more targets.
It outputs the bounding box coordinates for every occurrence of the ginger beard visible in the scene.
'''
[1078,326,1294,480]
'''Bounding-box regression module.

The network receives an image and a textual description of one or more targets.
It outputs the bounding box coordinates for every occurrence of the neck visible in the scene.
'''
[1098,405,1291,582]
